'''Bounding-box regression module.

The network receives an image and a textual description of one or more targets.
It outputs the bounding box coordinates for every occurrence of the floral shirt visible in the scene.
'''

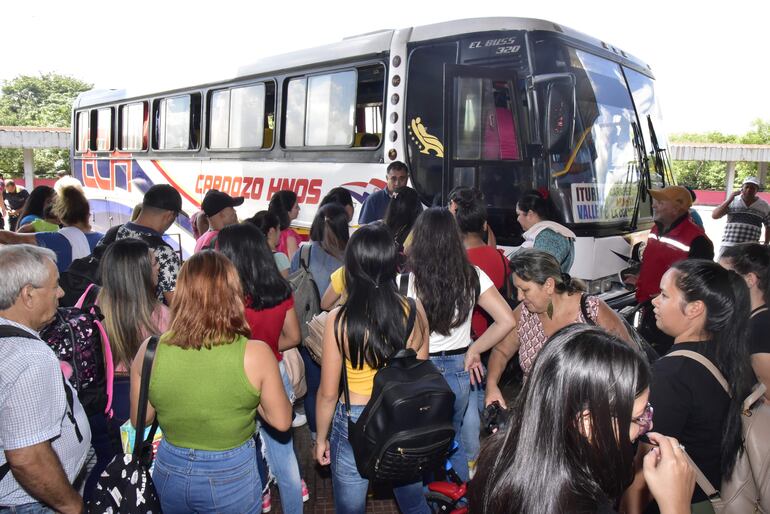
[115,222,180,304]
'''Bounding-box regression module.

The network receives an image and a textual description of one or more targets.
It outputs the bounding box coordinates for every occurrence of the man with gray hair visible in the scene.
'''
[0,245,91,513]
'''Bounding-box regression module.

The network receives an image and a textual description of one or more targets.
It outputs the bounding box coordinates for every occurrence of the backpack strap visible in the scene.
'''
[666,350,731,397]
[668,350,767,411]
[339,297,418,422]
[0,324,84,483]
[134,336,160,459]
[94,317,114,417]
[398,272,410,297]
[300,243,312,271]
[664,349,767,503]
[75,283,100,310]
[73,285,114,417]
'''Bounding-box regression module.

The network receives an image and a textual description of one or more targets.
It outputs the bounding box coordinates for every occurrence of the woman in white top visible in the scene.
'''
[406,208,515,481]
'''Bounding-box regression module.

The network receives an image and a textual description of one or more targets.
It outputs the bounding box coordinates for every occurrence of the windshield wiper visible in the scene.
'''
[629,121,649,231]
[648,115,675,186]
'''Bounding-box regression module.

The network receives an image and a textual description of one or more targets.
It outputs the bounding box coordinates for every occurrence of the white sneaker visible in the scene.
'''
[291,413,307,428]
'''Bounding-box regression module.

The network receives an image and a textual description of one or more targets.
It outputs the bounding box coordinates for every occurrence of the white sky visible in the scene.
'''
[3,0,767,135]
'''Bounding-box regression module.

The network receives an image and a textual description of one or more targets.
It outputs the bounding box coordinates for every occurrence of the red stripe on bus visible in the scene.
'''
[150,160,201,209]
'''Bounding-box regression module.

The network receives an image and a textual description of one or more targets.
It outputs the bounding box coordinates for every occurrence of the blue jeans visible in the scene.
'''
[300,346,321,434]
[259,361,303,514]
[153,438,261,513]
[330,403,430,514]
[461,384,482,463]
[0,504,53,513]
[429,353,470,481]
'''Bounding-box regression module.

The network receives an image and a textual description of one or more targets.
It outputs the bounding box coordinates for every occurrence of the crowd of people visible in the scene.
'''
[0,163,768,514]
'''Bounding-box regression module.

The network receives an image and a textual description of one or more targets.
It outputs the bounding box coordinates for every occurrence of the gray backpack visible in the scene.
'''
[288,244,322,341]
[667,350,769,514]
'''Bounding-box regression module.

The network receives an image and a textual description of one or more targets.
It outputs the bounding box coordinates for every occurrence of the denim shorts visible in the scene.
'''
[153,437,261,513]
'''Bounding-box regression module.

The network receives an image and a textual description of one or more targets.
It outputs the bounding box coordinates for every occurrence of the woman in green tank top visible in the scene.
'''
[130,251,292,513]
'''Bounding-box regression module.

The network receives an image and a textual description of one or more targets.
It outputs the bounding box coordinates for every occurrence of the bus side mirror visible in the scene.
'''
[545,81,576,154]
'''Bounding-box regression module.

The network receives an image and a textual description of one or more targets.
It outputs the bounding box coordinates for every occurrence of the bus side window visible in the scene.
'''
[353,64,384,147]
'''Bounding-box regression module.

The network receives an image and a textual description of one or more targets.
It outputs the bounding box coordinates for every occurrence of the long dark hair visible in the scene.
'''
[384,187,422,248]
[721,243,770,305]
[510,249,585,294]
[470,324,650,514]
[217,223,292,310]
[451,186,487,235]
[247,210,280,237]
[517,189,557,222]
[16,185,55,229]
[670,259,753,478]
[408,207,478,335]
[320,187,354,211]
[335,224,412,369]
[97,238,160,370]
[309,203,349,259]
[268,190,298,230]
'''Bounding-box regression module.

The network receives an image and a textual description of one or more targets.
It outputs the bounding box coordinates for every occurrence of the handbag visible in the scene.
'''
[282,347,307,398]
[666,350,769,514]
[87,336,163,513]
[304,311,328,364]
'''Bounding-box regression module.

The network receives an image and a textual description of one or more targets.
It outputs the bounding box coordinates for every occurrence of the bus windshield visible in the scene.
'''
[542,46,642,229]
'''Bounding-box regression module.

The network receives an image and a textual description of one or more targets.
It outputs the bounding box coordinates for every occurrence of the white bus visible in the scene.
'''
[71,17,671,305]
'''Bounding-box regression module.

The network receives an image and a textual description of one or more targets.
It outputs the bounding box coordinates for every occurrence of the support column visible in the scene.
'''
[758,162,768,189]
[725,161,737,199]
[23,148,34,188]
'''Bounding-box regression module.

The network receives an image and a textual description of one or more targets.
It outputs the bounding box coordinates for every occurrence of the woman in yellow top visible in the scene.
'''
[130,251,292,514]
[315,223,432,514]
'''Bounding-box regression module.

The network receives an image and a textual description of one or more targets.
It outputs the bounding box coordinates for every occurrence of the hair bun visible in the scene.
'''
[561,272,571,285]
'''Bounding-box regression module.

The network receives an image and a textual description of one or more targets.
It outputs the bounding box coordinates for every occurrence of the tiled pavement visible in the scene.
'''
[268,366,522,513]
[267,421,402,513]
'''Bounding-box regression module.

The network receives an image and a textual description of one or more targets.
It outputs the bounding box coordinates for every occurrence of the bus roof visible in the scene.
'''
[74,17,651,108]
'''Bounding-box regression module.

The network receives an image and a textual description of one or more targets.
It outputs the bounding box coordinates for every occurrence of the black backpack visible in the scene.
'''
[341,298,456,482]
[59,224,170,307]
[39,285,114,418]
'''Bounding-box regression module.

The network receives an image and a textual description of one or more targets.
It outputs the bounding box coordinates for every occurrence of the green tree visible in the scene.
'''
[0,73,92,177]
[669,119,770,190]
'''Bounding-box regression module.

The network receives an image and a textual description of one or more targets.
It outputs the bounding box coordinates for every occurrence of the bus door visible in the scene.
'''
[443,64,529,245]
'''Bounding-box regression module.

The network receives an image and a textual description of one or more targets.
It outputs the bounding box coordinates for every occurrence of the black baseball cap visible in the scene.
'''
[143,184,186,216]
[202,189,245,217]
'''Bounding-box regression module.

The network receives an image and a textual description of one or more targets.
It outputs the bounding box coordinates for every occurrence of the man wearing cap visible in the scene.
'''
[635,185,714,354]
[108,184,184,305]
[712,177,770,255]
[193,190,243,253]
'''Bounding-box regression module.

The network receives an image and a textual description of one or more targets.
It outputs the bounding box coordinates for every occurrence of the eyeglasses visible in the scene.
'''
[632,403,654,436]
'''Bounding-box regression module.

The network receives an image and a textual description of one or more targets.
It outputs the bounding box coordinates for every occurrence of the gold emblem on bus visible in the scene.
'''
[409,117,444,158]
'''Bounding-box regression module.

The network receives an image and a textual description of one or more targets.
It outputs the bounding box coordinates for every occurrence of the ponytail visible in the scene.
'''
[672,260,754,477]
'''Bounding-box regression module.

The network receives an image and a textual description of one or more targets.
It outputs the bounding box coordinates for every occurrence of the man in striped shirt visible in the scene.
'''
[712,176,770,256]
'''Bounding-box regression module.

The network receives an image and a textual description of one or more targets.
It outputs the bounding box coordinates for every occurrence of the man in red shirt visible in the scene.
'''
[635,185,713,354]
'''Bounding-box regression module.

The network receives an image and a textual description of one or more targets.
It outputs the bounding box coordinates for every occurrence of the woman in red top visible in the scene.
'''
[450,187,513,473]
[451,187,510,339]
[269,190,302,261]
[218,223,307,514]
